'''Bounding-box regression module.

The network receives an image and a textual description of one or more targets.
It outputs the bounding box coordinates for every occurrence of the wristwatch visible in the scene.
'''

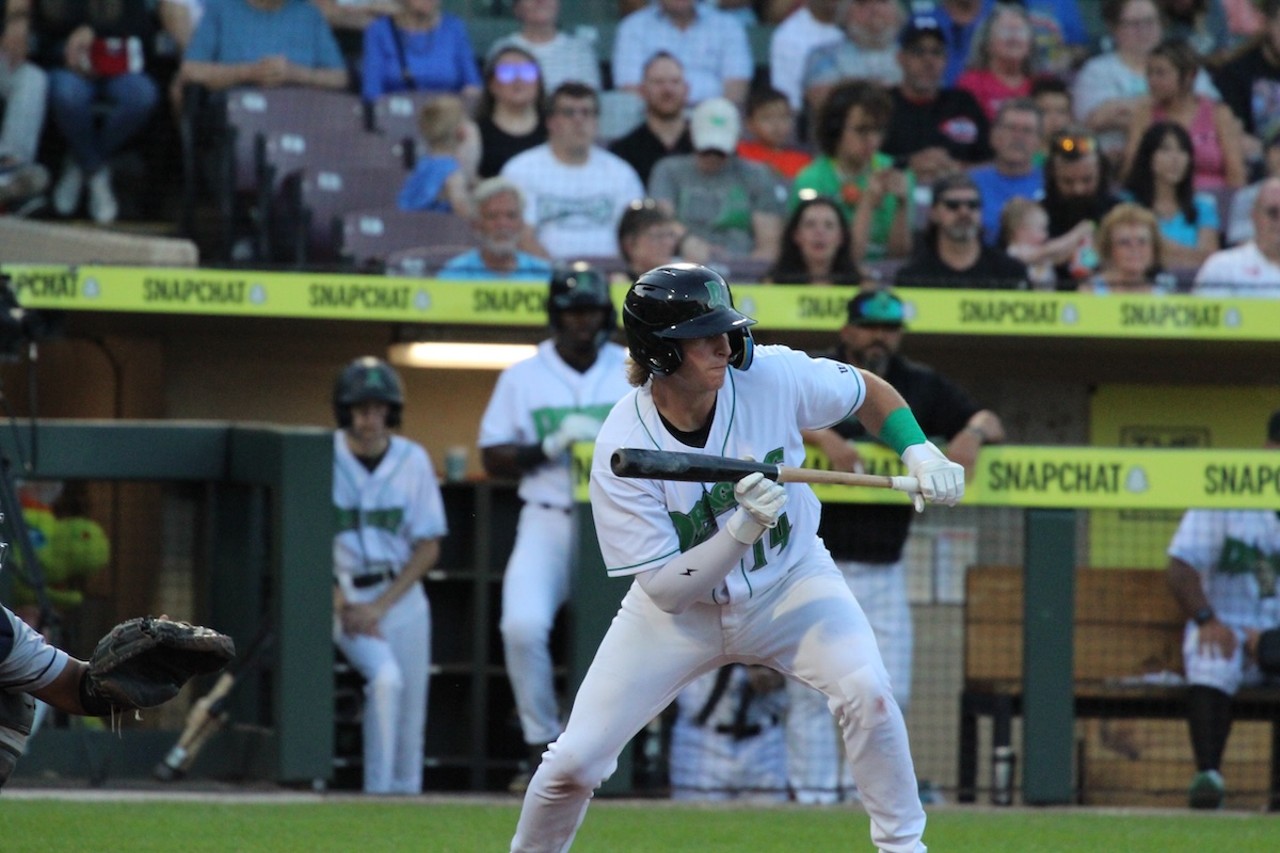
[1193,606,1216,626]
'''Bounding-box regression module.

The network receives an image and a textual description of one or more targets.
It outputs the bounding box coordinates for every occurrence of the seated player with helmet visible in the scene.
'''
[478,263,632,792]
[331,356,448,795]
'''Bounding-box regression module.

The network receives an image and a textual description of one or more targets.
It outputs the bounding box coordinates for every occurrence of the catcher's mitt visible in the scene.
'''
[81,616,235,715]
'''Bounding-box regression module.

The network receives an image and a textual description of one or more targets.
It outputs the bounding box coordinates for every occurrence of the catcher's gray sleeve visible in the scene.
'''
[0,605,70,693]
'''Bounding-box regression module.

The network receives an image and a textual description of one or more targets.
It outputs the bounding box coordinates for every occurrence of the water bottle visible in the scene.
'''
[992,745,1016,805]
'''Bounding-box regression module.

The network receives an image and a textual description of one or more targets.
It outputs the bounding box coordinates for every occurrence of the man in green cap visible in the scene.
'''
[785,287,1006,804]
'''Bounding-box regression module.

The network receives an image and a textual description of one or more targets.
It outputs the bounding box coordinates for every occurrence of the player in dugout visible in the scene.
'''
[508,263,965,853]
[788,288,1004,803]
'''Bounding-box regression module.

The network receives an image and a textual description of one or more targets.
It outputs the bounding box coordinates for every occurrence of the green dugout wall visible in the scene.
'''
[2,421,332,785]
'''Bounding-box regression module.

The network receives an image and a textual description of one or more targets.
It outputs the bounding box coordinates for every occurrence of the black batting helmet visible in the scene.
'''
[333,356,405,428]
[548,262,616,349]
[622,264,755,376]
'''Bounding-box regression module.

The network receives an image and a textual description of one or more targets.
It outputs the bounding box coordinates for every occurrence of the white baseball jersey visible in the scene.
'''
[0,605,68,693]
[479,339,631,509]
[1168,508,1280,631]
[590,345,866,605]
[332,431,448,601]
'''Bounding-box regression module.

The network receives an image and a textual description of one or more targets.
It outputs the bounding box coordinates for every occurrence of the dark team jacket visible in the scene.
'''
[882,87,992,166]
[893,244,1029,290]
[816,348,980,564]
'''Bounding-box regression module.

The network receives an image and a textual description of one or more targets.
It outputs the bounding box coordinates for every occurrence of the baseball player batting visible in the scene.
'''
[331,356,448,795]
[508,263,964,852]
[478,263,631,792]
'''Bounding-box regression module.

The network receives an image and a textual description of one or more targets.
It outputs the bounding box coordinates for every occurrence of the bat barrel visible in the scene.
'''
[610,448,779,483]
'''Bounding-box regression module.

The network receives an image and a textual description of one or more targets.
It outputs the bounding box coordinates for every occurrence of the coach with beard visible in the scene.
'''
[785,288,1005,803]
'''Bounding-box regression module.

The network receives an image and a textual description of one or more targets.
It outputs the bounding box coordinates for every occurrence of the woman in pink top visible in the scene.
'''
[956,3,1036,122]
[1120,37,1245,190]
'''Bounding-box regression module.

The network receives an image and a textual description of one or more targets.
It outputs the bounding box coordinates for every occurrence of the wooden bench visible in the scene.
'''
[959,565,1280,807]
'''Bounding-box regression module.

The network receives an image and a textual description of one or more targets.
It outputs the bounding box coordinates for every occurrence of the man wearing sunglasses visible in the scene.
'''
[894,172,1029,288]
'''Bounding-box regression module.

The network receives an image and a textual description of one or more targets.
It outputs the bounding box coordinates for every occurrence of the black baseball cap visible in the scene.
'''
[1268,409,1280,443]
[847,290,905,327]
[900,14,945,49]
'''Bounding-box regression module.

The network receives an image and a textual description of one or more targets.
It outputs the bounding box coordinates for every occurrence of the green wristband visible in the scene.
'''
[880,407,927,456]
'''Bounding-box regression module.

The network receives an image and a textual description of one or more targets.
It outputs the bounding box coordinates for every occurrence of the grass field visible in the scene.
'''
[1,794,1278,852]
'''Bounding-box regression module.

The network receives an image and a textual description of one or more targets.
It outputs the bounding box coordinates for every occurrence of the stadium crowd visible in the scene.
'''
[0,0,1276,294]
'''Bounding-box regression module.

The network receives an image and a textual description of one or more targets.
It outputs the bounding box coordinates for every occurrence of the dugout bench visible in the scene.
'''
[959,565,1280,808]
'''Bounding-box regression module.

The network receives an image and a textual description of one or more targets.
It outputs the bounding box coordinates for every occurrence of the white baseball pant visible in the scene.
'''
[510,556,926,853]
[501,502,574,746]
[787,558,912,801]
[335,586,430,794]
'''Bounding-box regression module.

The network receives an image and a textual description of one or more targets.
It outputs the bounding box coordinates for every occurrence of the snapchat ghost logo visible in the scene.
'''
[1125,467,1149,493]
[250,284,266,304]
[1061,303,1079,325]
[415,290,432,311]
[82,278,100,299]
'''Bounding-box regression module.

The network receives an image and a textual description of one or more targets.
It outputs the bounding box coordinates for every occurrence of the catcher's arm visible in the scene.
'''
[30,658,92,716]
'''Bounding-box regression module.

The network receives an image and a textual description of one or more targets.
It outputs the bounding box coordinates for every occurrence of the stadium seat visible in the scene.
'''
[369,91,443,146]
[278,165,414,267]
[180,85,366,262]
[384,243,479,277]
[339,207,477,271]
[258,129,410,262]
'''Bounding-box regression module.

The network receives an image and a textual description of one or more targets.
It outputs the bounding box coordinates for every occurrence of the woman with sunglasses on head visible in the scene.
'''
[475,46,548,178]
[1123,121,1222,269]
[1120,38,1244,192]
[766,196,863,285]
[361,0,482,105]
[1079,202,1169,294]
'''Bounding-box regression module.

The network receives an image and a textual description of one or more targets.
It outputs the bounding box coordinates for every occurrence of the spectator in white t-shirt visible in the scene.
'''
[488,0,601,92]
[1195,177,1280,297]
[501,82,645,259]
[769,0,843,112]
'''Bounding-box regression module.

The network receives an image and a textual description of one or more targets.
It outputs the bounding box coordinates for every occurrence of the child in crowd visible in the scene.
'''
[397,94,478,217]
[736,87,812,181]
[999,197,1095,290]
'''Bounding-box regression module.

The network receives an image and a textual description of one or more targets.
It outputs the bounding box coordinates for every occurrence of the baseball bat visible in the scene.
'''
[152,622,274,781]
[610,448,920,494]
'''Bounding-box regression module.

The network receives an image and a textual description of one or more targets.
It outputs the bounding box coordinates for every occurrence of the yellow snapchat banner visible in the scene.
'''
[9,265,1280,341]
[1088,385,1280,568]
[572,441,1280,510]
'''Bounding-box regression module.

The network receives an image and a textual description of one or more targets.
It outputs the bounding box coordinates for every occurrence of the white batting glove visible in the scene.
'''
[725,472,787,544]
[901,441,965,512]
[541,414,603,461]
[559,413,603,442]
